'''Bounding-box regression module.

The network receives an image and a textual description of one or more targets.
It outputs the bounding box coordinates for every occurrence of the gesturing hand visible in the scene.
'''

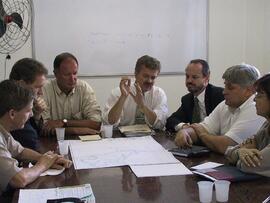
[130,82,145,109]
[120,77,131,97]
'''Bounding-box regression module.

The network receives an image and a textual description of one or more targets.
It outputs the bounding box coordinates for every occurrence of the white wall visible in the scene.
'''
[0,0,269,114]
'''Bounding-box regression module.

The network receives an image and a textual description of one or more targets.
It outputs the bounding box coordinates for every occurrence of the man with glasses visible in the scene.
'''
[103,55,168,129]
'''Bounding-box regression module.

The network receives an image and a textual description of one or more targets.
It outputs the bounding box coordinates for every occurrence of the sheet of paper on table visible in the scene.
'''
[18,184,95,203]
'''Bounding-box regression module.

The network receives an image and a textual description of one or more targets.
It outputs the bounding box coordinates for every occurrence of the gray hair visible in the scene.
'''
[222,64,260,87]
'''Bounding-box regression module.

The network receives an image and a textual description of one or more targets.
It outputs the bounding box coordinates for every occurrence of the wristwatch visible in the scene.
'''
[63,119,68,127]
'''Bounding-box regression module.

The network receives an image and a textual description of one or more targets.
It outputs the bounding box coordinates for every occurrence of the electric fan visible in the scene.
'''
[0,0,32,54]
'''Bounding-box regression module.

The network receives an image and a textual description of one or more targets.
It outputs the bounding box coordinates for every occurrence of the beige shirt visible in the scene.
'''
[0,124,24,195]
[42,79,101,122]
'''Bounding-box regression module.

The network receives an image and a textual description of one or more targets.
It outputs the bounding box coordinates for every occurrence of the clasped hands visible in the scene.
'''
[120,77,145,109]
[36,151,72,171]
[175,123,208,148]
[237,148,262,167]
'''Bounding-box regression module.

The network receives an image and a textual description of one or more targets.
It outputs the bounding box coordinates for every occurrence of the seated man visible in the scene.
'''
[42,52,102,136]
[226,73,270,177]
[175,64,265,154]
[9,58,48,150]
[103,55,168,129]
[166,59,224,132]
[0,80,72,195]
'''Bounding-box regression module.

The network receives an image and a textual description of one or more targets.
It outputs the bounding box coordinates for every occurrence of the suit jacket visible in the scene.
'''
[11,117,40,150]
[166,84,224,132]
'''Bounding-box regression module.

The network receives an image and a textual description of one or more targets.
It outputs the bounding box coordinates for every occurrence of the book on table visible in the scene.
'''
[118,124,154,137]
[169,145,210,157]
[193,165,262,182]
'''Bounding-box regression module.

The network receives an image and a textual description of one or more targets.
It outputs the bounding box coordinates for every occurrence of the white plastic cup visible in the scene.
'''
[103,125,113,138]
[56,128,65,141]
[215,180,230,202]
[58,141,69,155]
[197,181,213,203]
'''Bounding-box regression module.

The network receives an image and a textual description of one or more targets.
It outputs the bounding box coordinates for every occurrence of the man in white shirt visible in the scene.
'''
[103,55,168,129]
[175,64,265,154]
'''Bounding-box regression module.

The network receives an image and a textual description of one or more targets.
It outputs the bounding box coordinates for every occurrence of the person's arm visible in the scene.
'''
[108,95,127,124]
[107,77,130,125]
[239,146,270,177]
[166,96,190,132]
[130,83,157,125]
[174,127,199,148]
[9,153,58,188]
[191,123,237,154]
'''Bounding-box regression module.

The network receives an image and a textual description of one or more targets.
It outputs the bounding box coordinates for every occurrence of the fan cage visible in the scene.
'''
[0,0,31,54]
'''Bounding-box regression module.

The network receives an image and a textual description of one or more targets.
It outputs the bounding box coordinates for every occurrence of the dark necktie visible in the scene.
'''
[192,97,201,123]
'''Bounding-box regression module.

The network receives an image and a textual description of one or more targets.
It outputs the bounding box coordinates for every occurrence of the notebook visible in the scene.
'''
[193,165,262,182]
[169,145,210,157]
[118,124,154,137]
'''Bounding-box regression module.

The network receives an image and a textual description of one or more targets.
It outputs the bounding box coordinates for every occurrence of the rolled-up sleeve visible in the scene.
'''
[149,88,168,130]
[0,136,23,194]
[81,83,102,122]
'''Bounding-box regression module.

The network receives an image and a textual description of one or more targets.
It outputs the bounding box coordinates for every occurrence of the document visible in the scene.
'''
[29,163,65,176]
[18,184,95,203]
[69,136,179,169]
[191,162,223,170]
[119,124,152,133]
[79,134,101,141]
[130,163,192,177]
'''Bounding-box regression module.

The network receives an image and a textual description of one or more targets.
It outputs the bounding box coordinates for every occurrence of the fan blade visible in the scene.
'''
[0,18,6,37]
[11,12,23,29]
[0,0,6,17]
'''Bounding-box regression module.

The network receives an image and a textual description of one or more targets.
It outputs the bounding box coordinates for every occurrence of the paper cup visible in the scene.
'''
[215,180,230,202]
[103,125,113,138]
[197,181,213,203]
[56,128,65,141]
[58,141,69,155]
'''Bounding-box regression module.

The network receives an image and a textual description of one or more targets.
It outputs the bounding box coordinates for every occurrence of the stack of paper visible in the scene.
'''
[118,124,153,137]
[18,184,95,203]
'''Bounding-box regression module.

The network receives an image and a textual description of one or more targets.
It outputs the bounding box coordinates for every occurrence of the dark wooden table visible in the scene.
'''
[6,131,270,203]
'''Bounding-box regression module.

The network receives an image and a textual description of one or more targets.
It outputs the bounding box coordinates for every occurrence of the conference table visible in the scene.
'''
[8,131,270,203]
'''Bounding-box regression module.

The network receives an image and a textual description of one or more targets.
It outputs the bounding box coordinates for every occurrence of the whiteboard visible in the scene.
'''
[33,0,207,76]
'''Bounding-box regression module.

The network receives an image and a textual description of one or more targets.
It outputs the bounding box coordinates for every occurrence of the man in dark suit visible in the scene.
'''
[166,59,224,132]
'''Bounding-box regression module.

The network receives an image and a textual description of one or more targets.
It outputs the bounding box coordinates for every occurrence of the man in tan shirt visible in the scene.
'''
[42,52,102,136]
[0,80,72,195]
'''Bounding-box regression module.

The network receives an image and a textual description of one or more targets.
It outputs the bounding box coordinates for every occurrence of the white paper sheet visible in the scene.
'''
[191,162,223,170]
[70,136,179,169]
[18,184,95,203]
[29,163,65,176]
[130,163,193,177]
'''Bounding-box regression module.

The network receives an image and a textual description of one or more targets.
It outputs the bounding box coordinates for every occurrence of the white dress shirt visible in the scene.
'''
[200,95,265,144]
[103,84,168,130]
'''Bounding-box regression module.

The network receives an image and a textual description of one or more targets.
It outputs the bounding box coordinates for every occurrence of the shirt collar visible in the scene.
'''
[228,94,255,113]
[195,88,206,103]
[53,79,75,96]
[0,123,10,140]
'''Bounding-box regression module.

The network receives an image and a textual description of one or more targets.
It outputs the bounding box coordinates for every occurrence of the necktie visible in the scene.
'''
[192,97,201,123]
[135,106,146,124]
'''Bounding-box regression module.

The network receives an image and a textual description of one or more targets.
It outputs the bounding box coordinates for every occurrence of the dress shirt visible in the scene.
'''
[0,124,24,195]
[103,84,168,130]
[200,95,265,144]
[42,79,101,122]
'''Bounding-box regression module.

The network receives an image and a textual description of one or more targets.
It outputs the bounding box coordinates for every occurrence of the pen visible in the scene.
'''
[262,195,270,203]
